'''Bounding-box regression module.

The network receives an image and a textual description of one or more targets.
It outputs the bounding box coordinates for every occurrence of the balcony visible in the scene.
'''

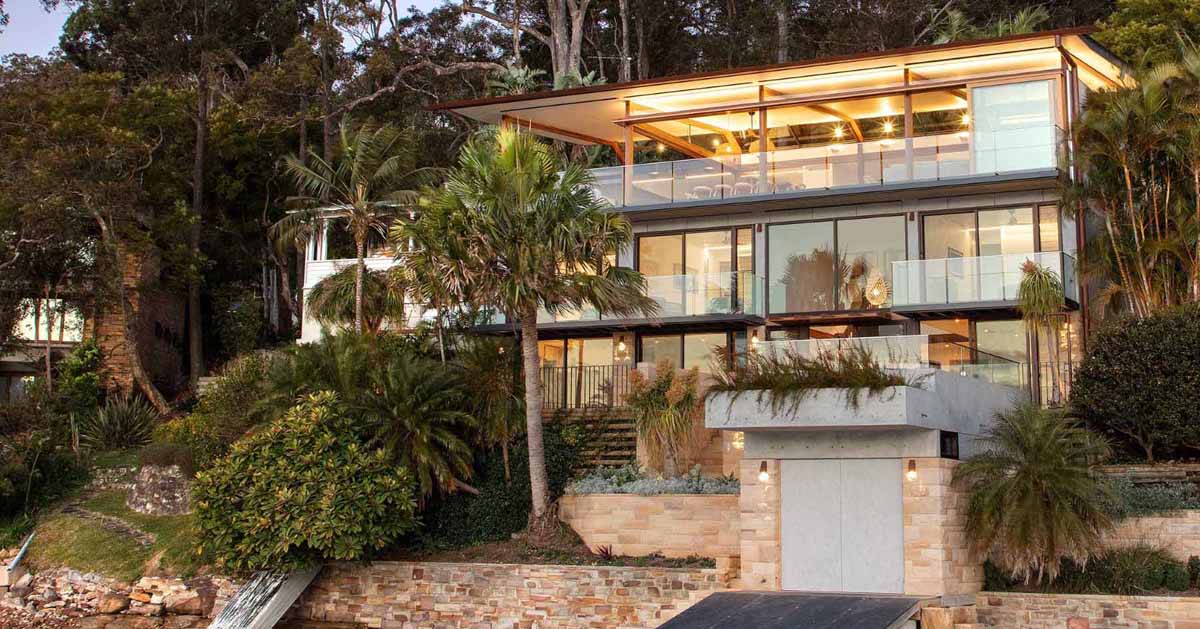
[489,271,764,327]
[587,125,1061,209]
[542,364,633,410]
[890,251,1078,310]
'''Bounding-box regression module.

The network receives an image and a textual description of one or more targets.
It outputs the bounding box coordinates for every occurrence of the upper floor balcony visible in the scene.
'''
[891,250,1078,311]
[586,124,1062,210]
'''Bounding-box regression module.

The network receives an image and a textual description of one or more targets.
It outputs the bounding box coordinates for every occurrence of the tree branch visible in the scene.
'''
[460,2,551,46]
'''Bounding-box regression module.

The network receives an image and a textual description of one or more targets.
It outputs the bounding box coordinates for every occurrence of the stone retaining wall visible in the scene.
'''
[976,591,1200,628]
[1099,464,1200,483]
[126,465,191,516]
[558,494,739,561]
[1105,511,1200,562]
[292,561,728,628]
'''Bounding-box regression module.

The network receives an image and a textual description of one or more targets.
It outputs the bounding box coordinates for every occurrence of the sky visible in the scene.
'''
[0,0,447,59]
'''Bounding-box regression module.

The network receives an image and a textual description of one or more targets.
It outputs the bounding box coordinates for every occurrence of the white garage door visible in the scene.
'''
[780,458,904,594]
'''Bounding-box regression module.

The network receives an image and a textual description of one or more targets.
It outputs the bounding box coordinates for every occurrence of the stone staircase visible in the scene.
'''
[919,604,981,629]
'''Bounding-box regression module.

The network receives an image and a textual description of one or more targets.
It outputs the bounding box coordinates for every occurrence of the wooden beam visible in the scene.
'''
[631,124,715,158]
[501,115,624,162]
[805,103,864,142]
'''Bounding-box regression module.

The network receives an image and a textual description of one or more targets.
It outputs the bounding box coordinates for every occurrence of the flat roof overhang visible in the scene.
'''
[472,312,765,337]
[430,29,1130,147]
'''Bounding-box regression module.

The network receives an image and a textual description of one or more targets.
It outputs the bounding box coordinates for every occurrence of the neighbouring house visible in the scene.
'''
[299,28,1129,603]
[1,250,187,400]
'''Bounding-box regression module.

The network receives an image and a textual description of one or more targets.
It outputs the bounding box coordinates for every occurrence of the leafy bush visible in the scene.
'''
[138,442,195,477]
[566,464,739,496]
[194,392,417,573]
[1105,478,1200,518]
[52,340,102,420]
[417,421,584,550]
[79,395,159,451]
[986,546,1191,594]
[1189,555,1200,586]
[208,283,266,363]
[0,398,42,436]
[0,434,87,518]
[1072,305,1200,462]
[709,345,911,412]
[155,351,276,469]
[1164,562,1191,592]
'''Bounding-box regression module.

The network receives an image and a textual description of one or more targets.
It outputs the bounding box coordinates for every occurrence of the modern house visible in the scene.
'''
[432,28,1126,602]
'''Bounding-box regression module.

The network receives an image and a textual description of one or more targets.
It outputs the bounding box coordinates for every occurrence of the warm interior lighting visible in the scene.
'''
[758,461,770,483]
[882,120,895,134]
[656,142,666,153]
[617,340,627,352]
[832,125,845,139]
[751,330,760,345]
[906,460,918,482]
[961,113,971,126]
[711,138,721,148]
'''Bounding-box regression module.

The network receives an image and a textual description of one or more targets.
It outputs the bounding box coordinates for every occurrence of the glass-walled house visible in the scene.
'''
[318,28,1130,407]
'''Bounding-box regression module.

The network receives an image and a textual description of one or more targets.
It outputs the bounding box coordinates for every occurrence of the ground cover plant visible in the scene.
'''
[566,464,739,496]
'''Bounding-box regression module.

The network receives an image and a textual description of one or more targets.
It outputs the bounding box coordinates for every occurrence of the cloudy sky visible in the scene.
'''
[1,0,448,58]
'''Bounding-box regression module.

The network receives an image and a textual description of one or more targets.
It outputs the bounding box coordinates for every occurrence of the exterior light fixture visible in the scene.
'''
[906,460,918,482]
[758,461,770,483]
[751,330,760,345]
[617,339,627,352]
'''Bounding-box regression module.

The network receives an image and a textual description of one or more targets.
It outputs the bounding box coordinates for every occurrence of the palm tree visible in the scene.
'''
[1018,260,1065,405]
[934,6,1049,44]
[395,127,657,540]
[272,119,420,333]
[954,403,1113,584]
[457,336,525,482]
[306,265,409,334]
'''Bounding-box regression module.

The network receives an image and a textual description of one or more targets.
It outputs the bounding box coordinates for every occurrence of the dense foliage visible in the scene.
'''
[955,404,1114,583]
[416,421,585,550]
[79,395,160,451]
[566,464,739,496]
[1105,478,1200,517]
[193,392,418,573]
[1072,305,1200,462]
[626,362,701,477]
[986,546,1191,594]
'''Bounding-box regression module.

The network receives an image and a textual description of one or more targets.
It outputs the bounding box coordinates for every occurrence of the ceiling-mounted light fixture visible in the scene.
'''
[961,113,971,126]
[656,142,666,153]
[906,460,918,482]
[882,120,895,135]
[833,125,845,140]
[758,461,770,483]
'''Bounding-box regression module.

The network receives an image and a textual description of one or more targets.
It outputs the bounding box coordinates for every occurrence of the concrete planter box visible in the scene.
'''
[704,368,1022,436]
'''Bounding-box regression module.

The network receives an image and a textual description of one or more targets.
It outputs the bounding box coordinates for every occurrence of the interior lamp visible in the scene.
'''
[906,460,918,482]
[758,461,770,483]
[865,273,891,307]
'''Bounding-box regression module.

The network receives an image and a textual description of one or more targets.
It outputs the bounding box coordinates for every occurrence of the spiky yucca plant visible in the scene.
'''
[954,403,1113,584]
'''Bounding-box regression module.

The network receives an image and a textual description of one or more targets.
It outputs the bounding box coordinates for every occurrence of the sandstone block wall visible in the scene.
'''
[292,561,728,628]
[977,592,1200,628]
[559,494,739,561]
[738,458,781,591]
[904,457,982,598]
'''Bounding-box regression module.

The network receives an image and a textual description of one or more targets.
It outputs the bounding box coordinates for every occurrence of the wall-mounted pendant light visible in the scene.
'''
[906,459,918,482]
[758,461,770,483]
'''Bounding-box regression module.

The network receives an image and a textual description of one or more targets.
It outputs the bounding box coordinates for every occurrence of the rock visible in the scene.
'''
[162,590,205,616]
[10,584,31,599]
[74,617,116,628]
[163,616,208,628]
[41,588,59,602]
[14,573,32,589]
[98,593,132,614]
[129,591,153,604]
[129,602,164,616]
[42,600,66,608]
[149,594,163,605]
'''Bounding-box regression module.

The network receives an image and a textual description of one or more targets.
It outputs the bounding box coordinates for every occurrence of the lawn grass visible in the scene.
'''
[24,490,205,581]
[25,514,150,582]
[82,490,205,577]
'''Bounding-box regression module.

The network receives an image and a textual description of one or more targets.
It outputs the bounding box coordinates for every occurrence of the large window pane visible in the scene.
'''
[640,334,682,368]
[923,213,977,259]
[972,80,1056,172]
[1038,205,1060,252]
[683,332,728,373]
[923,213,977,303]
[686,230,734,315]
[639,234,683,315]
[768,222,835,313]
[837,216,906,310]
[978,207,1035,256]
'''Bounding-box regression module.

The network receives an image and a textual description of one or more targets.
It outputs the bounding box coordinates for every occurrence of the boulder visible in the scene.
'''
[98,593,132,614]
[163,590,204,615]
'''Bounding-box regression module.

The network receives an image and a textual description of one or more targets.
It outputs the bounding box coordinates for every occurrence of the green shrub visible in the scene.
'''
[52,340,102,419]
[417,421,584,550]
[566,464,739,495]
[1190,555,1200,586]
[208,284,266,362]
[0,399,42,436]
[1105,478,1200,518]
[1164,562,1191,591]
[0,435,87,518]
[1072,305,1200,462]
[193,392,417,573]
[155,352,276,469]
[79,395,159,451]
[138,442,195,477]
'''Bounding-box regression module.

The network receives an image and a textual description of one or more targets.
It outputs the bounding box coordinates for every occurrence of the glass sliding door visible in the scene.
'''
[978,207,1036,301]
[971,80,1057,173]
[768,222,836,313]
[638,234,685,316]
[639,332,730,374]
[836,216,906,310]
[637,228,754,318]
[685,230,734,315]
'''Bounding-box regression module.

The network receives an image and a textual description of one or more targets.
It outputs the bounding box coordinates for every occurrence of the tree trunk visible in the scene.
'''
[511,0,523,62]
[618,0,631,81]
[188,67,209,391]
[317,0,336,165]
[90,210,172,414]
[775,0,789,63]
[519,308,555,543]
[354,237,366,334]
[42,287,52,393]
[635,12,647,79]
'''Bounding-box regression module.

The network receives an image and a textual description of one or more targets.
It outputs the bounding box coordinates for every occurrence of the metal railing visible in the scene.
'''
[541,364,634,410]
[891,251,1078,308]
[762,334,1026,389]
[588,125,1062,208]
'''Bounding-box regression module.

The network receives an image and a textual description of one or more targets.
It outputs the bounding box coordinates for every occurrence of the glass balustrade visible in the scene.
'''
[891,251,1076,308]
[585,124,1061,208]
[761,334,1026,389]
